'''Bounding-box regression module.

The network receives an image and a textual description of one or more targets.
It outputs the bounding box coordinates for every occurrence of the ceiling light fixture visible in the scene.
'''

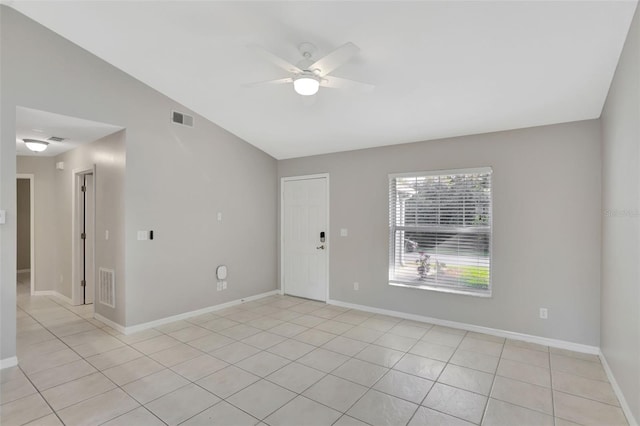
[293,75,320,96]
[23,139,49,152]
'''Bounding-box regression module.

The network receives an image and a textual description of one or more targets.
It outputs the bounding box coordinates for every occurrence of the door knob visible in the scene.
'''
[316,245,325,250]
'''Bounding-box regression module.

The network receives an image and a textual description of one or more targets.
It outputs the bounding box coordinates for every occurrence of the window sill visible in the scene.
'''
[389,281,492,298]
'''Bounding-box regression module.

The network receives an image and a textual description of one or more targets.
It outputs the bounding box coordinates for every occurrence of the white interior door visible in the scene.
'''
[282,176,328,301]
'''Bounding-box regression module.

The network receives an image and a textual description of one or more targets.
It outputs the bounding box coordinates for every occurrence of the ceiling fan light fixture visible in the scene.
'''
[293,75,320,96]
[23,138,49,152]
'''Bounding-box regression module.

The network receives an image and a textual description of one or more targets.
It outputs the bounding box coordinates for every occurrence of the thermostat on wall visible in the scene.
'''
[216,265,227,280]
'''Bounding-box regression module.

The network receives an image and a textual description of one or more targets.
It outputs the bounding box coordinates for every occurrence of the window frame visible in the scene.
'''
[388,167,493,297]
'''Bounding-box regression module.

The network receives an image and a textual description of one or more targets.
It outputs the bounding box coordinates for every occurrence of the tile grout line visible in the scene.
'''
[14,297,124,425]
[10,291,622,426]
[125,300,350,423]
[13,364,66,426]
[96,303,489,424]
[16,292,397,425]
[26,305,164,424]
[173,301,363,424]
[549,349,556,420]
[479,335,507,425]
[404,328,467,425]
[19,294,174,425]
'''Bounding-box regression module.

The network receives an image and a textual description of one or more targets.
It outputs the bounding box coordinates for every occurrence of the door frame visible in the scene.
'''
[71,166,96,306]
[16,174,35,295]
[280,173,330,302]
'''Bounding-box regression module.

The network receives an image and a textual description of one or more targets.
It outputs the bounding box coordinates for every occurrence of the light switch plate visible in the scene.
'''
[137,231,148,241]
[340,228,348,237]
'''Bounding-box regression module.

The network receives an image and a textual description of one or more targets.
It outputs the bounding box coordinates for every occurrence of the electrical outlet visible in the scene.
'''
[539,308,548,319]
[217,212,222,222]
[222,281,227,290]
[217,282,222,291]
[353,282,359,291]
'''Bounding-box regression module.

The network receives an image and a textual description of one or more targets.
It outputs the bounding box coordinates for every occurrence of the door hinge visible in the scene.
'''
[81,185,86,192]
[81,280,86,287]
[81,233,86,240]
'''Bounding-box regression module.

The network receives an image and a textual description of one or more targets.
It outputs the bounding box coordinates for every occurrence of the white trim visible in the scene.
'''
[53,292,73,306]
[327,299,600,355]
[0,357,18,370]
[71,166,96,306]
[390,282,492,298]
[599,350,638,426]
[17,174,35,295]
[389,166,493,179]
[281,173,330,182]
[280,173,330,302]
[388,168,493,297]
[16,269,30,273]
[33,290,73,306]
[96,290,280,335]
[94,313,126,334]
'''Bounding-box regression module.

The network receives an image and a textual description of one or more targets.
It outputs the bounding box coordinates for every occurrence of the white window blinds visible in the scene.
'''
[389,168,492,295]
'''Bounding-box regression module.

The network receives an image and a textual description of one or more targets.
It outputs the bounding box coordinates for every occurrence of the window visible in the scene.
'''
[389,168,492,296]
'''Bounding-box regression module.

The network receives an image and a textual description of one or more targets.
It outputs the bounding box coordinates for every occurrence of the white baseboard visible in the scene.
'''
[327,299,600,355]
[0,356,18,370]
[94,289,280,335]
[34,290,73,306]
[94,313,126,334]
[54,292,75,306]
[599,350,638,426]
[33,290,56,297]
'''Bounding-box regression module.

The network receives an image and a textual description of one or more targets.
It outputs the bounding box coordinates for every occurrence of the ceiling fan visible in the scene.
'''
[246,42,374,96]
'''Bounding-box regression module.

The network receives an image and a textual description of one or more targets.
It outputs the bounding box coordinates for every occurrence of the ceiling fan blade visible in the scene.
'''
[248,44,302,74]
[320,76,374,92]
[310,42,360,76]
[244,77,293,88]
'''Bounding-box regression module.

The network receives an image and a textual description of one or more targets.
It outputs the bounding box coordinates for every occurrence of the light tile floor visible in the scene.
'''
[1,276,629,426]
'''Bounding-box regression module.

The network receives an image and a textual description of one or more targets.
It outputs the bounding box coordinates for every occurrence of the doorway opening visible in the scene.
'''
[16,175,34,296]
[73,168,95,305]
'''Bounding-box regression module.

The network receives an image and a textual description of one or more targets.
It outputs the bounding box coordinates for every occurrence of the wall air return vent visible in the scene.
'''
[47,136,66,142]
[171,110,194,127]
[98,267,115,308]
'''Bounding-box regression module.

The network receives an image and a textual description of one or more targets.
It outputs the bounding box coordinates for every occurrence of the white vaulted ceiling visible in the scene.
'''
[6,1,638,159]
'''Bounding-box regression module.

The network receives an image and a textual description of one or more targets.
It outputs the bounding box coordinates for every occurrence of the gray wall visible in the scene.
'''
[1,6,277,361]
[16,179,30,271]
[279,120,602,346]
[601,3,640,423]
[16,157,57,291]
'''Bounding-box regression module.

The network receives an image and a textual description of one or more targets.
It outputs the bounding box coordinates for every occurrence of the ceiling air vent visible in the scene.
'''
[47,136,65,142]
[171,110,194,127]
